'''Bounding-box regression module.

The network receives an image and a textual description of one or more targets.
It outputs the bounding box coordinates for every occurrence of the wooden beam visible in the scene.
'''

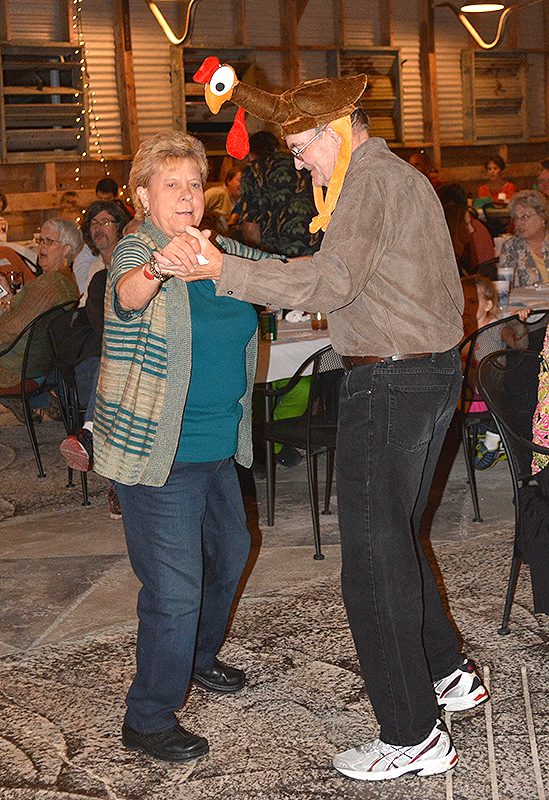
[0,0,10,41]
[418,0,441,168]
[44,163,57,193]
[280,0,300,87]
[6,189,96,213]
[296,0,309,23]
[545,0,549,142]
[333,0,346,48]
[379,0,393,47]
[59,0,72,42]
[234,0,248,46]
[170,46,186,132]
[113,0,140,155]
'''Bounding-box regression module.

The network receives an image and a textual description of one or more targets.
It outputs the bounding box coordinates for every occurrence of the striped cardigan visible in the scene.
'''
[93,218,281,486]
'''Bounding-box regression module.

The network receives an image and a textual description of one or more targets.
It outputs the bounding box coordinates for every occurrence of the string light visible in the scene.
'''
[72,0,111,204]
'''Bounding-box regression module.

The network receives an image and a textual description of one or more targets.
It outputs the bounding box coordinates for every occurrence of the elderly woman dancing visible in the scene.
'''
[93,131,282,764]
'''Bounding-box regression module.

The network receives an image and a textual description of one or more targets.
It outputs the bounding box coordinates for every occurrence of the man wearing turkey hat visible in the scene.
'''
[159,64,488,781]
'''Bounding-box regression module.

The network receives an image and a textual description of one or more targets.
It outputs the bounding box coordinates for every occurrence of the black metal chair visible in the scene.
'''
[46,311,91,506]
[0,300,78,477]
[458,310,549,522]
[477,348,549,634]
[255,344,345,560]
[482,207,511,238]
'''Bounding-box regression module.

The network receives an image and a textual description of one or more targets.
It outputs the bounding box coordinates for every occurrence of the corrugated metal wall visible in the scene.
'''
[435,14,469,144]
[3,0,548,155]
[80,0,123,157]
[128,0,175,144]
[392,0,423,143]
[344,0,376,48]
[9,0,64,40]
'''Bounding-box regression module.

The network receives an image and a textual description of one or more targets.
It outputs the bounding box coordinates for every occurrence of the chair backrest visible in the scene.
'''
[0,300,78,383]
[460,315,520,411]
[476,258,498,281]
[307,345,345,430]
[477,349,549,482]
[522,308,549,353]
[482,207,511,237]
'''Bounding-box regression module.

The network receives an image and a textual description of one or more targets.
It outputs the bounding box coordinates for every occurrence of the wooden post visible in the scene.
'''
[113,0,140,155]
[333,0,346,48]
[44,163,57,193]
[0,0,10,41]
[280,0,301,87]
[59,0,72,42]
[380,0,393,47]
[545,0,549,143]
[234,0,248,46]
[419,0,441,168]
[170,46,186,132]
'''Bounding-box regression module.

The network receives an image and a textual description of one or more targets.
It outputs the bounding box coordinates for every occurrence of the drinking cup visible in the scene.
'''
[8,270,23,293]
[494,279,510,309]
[497,266,514,285]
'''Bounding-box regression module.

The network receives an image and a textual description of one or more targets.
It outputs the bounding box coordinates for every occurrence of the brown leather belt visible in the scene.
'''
[342,353,431,369]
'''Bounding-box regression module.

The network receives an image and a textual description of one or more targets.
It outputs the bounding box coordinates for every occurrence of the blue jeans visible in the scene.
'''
[114,458,251,733]
[74,356,100,411]
[336,348,462,746]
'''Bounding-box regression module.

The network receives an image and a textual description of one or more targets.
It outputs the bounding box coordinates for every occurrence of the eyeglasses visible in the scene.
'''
[511,212,539,223]
[36,236,60,246]
[288,127,326,160]
[90,218,115,229]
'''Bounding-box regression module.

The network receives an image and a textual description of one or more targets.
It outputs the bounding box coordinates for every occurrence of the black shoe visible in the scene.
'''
[122,722,209,763]
[251,458,266,480]
[275,444,302,467]
[192,658,245,694]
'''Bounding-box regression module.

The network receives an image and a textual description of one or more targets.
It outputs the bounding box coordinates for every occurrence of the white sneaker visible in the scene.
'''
[333,719,457,781]
[434,658,489,712]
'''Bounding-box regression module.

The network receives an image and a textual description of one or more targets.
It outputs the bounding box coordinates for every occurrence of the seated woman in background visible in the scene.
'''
[477,155,515,205]
[461,274,529,470]
[437,183,495,269]
[443,201,475,276]
[0,217,81,392]
[498,190,549,287]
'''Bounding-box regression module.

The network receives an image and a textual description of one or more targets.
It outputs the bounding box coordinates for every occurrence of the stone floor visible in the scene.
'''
[0,410,547,799]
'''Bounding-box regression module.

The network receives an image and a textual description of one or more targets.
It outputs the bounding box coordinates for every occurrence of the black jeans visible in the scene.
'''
[336,348,463,746]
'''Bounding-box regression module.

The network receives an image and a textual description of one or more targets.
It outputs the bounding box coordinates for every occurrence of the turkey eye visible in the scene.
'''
[209,65,235,96]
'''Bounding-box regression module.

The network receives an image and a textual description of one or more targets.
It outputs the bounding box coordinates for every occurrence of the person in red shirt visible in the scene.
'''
[478,155,515,205]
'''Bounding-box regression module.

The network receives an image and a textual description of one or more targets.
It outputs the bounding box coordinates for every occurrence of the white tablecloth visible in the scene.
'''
[509,286,549,311]
[255,318,331,383]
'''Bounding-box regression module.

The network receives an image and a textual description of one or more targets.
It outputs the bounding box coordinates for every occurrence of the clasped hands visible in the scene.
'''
[153,227,222,281]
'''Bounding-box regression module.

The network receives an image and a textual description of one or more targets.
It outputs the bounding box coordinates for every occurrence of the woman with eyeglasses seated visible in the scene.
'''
[498,190,549,287]
[0,217,81,392]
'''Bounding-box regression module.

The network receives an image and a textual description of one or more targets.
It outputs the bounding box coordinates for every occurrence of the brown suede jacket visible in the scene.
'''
[217,137,464,358]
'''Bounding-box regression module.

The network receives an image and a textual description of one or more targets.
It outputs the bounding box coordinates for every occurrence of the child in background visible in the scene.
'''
[461,274,530,470]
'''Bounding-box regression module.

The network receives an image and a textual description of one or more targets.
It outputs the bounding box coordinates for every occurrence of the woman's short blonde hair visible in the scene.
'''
[508,189,549,224]
[129,131,209,219]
